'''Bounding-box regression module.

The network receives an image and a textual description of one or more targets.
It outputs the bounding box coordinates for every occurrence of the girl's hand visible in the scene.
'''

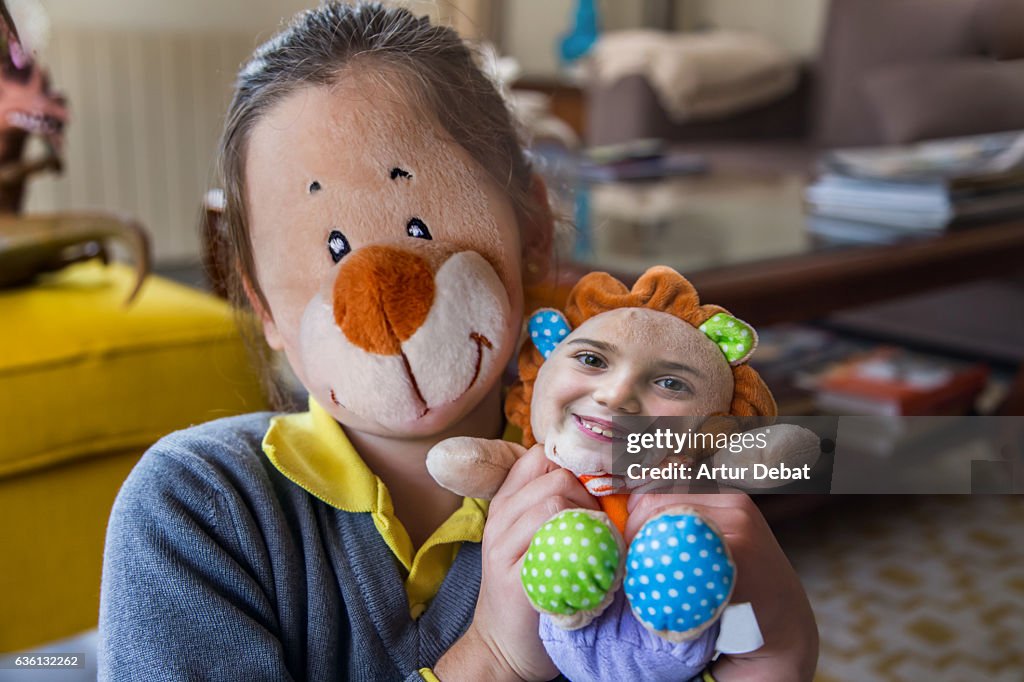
[627,492,819,682]
[436,445,600,681]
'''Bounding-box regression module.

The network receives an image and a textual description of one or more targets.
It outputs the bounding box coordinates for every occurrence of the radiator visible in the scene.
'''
[24,27,257,264]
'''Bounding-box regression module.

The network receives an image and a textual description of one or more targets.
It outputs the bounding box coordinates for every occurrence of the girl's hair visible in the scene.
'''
[212,1,536,408]
[505,266,778,448]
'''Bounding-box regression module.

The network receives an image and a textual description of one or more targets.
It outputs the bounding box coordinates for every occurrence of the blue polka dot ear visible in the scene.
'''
[698,313,758,366]
[529,308,572,360]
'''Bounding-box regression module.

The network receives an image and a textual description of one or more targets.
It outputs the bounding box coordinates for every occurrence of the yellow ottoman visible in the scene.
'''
[0,262,265,652]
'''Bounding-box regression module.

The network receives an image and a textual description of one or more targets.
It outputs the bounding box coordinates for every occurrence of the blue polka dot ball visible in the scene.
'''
[622,511,735,640]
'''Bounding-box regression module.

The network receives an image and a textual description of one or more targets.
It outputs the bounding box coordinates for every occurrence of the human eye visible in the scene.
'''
[573,352,607,369]
[327,230,350,263]
[655,377,692,395]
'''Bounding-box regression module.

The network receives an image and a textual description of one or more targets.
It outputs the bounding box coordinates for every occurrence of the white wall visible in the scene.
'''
[37,0,323,33]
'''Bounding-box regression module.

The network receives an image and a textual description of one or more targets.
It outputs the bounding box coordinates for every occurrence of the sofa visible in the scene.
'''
[586,0,1024,173]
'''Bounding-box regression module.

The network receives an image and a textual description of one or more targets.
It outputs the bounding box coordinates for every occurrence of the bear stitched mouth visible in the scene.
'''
[400,351,429,416]
[329,331,493,419]
[468,331,493,391]
[411,331,492,418]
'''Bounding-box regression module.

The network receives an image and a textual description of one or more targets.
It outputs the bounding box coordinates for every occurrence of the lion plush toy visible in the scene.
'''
[427,265,819,681]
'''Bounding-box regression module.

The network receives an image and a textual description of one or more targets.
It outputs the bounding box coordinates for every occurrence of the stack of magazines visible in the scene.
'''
[577,138,708,183]
[805,131,1024,242]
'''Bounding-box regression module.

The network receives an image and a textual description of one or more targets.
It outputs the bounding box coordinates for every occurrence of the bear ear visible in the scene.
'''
[698,313,758,366]
[528,308,572,360]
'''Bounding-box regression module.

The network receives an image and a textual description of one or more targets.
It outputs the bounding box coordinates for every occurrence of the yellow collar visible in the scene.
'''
[263,397,384,513]
[262,397,506,617]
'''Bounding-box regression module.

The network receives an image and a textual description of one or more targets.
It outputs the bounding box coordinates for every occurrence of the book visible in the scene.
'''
[749,325,868,415]
[808,131,1024,229]
[810,347,989,416]
[577,152,708,183]
[820,130,1024,183]
[806,216,936,245]
[585,138,666,164]
[805,173,1024,229]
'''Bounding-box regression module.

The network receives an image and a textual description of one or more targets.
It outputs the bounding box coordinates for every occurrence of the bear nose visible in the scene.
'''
[333,245,435,355]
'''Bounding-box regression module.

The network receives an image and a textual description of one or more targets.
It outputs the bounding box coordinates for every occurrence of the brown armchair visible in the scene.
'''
[586,0,1024,172]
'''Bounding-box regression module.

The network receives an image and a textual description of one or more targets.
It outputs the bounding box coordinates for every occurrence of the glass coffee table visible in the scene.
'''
[533,171,1024,325]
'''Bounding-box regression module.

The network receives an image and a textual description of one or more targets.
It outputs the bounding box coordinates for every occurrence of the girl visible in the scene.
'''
[98,3,816,680]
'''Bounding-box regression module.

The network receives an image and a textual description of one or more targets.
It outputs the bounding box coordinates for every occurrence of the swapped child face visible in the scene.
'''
[244,73,546,437]
[531,308,735,477]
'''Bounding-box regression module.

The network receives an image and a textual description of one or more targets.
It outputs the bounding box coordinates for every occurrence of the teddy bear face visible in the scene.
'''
[245,73,525,436]
[530,308,734,478]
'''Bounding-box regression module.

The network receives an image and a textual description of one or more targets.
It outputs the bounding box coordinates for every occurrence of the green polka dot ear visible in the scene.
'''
[698,313,758,366]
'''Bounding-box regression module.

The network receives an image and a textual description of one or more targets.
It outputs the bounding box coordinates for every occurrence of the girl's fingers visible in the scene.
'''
[626,486,748,513]
[489,495,584,568]
[493,462,600,525]
[492,444,558,503]
[625,491,763,542]
[486,466,600,566]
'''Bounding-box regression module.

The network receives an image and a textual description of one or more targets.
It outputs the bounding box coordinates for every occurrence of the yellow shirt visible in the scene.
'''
[261,397,492,619]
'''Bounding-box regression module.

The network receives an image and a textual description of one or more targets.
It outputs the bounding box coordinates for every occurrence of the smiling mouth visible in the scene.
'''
[574,414,628,443]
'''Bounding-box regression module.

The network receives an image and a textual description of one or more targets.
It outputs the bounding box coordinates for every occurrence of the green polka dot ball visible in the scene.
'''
[521,510,620,615]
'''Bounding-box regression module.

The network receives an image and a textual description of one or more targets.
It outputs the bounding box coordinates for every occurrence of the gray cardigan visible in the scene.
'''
[99,413,480,681]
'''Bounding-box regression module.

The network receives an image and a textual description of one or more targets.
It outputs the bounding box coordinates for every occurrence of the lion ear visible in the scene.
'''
[528,308,572,359]
[699,313,758,366]
[565,271,632,324]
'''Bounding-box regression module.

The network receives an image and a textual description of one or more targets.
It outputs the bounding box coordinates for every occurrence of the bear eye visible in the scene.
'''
[406,217,432,240]
[327,230,350,263]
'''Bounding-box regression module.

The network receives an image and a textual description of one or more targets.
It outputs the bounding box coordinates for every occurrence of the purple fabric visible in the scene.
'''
[539,590,719,682]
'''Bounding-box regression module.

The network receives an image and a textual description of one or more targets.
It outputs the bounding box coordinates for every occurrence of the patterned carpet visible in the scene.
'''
[776,496,1024,682]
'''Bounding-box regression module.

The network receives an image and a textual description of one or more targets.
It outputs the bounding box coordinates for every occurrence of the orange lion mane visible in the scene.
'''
[506,266,777,447]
